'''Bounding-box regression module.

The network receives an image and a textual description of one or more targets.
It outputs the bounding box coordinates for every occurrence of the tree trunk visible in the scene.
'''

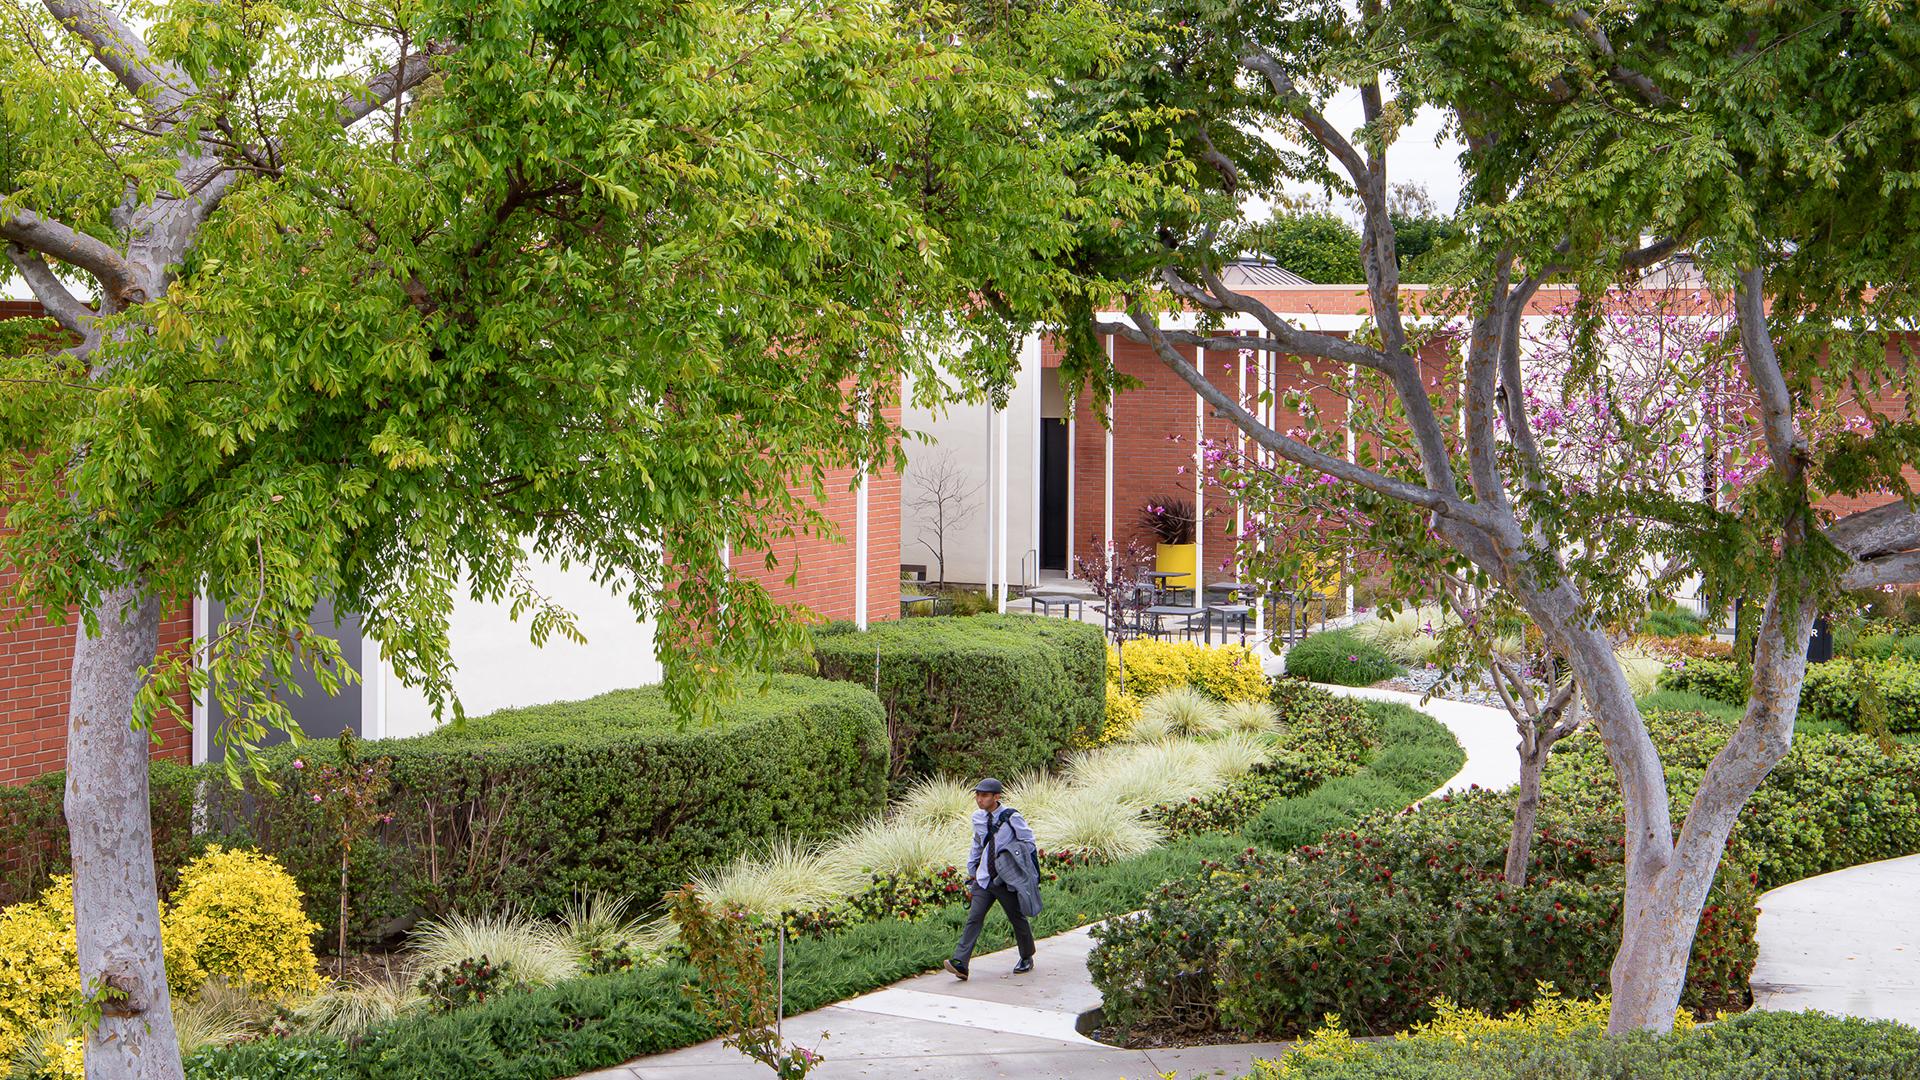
[1503,737,1546,887]
[65,584,185,1080]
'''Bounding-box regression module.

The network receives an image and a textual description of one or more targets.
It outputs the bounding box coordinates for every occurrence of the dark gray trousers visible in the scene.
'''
[951,881,1035,967]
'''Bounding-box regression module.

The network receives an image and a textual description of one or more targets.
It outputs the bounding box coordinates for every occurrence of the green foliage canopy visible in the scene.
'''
[0,0,1122,747]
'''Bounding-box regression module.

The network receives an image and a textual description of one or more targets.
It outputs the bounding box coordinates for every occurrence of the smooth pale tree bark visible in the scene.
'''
[1486,661,1580,887]
[63,588,179,1080]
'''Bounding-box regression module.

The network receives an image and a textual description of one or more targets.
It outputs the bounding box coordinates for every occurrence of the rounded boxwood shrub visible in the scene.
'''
[211,674,889,943]
[1283,629,1404,686]
[811,615,1105,786]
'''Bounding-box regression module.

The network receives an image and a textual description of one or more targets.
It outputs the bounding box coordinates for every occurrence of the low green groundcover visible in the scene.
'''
[187,694,1463,1080]
[1249,1009,1920,1079]
[1661,655,1920,734]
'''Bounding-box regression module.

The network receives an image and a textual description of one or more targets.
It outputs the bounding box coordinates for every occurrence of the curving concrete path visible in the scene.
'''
[1750,854,1920,1028]
[581,689,1517,1079]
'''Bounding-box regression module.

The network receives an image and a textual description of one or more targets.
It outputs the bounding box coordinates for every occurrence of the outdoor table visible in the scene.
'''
[1206,580,1255,599]
[1206,603,1252,645]
[1028,593,1084,619]
[1144,604,1207,641]
[900,593,936,617]
[1142,569,1187,604]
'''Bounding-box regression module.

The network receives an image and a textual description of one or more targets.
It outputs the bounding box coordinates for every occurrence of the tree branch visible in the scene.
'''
[1124,301,1498,531]
[1825,500,1920,560]
[0,206,140,306]
[1239,50,1369,190]
[40,0,195,116]
[1734,267,1804,478]
[1559,5,1670,106]
[5,244,97,337]
[337,45,451,127]
[1841,550,1920,591]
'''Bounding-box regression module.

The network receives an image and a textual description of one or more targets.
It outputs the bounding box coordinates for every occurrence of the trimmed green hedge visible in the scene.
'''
[1252,1009,1920,1079]
[1660,656,1920,733]
[811,615,1104,785]
[1282,628,1404,686]
[0,759,209,906]
[211,675,888,941]
[189,698,1459,1079]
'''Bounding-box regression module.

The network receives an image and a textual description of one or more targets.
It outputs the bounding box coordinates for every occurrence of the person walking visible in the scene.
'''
[944,777,1041,980]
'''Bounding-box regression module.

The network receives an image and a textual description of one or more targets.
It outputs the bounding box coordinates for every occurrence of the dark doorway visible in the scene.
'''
[1040,419,1070,571]
[201,597,365,762]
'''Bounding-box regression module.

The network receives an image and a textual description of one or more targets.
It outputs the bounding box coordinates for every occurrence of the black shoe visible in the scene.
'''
[1013,958,1034,975]
[943,959,969,981]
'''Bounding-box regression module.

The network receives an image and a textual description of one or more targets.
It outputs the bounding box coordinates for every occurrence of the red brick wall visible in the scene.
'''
[0,575,193,785]
[731,398,904,626]
[1064,335,1354,582]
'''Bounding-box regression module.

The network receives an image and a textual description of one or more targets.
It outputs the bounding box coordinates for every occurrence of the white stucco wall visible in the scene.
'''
[900,343,1060,589]
[369,554,663,740]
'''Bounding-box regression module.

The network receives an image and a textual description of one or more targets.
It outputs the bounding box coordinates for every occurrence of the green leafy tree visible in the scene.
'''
[1247,208,1361,283]
[0,0,1111,1074]
[1048,0,1920,1034]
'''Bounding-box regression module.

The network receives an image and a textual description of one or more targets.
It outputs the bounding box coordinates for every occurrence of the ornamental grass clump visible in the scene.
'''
[557,892,652,973]
[688,838,864,919]
[1030,791,1164,863]
[1201,732,1271,780]
[1005,769,1071,820]
[826,818,967,881]
[1222,699,1281,735]
[291,971,427,1038]
[1139,686,1230,739]
[894,776,977,830]
[406,911,579,989]
[1068,744,1212,810]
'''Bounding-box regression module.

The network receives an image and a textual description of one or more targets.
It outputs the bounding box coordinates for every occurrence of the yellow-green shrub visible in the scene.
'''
[1111,641,1269,706]
[0,878,78,1062]
[1091,684,1141,746]
[1256,988,1693,1076]
[163,847,322,998]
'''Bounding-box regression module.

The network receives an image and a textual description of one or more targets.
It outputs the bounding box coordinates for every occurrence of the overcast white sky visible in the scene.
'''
[1268,93,1468,220]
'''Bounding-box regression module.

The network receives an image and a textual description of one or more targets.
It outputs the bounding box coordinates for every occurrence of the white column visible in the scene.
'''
[984,401,995,599]
[1031,337,1043,587]
[1066,408,1077,577]
[1253,352,1267,639]
[997,375,1011,613]
[191,594,210,762]
[1347,365,1359,618]
[1235,349,1246,580]
[854,407,870,630]
[1192,366,1204,601]
[360,632,385,742]
[1103,335,1115,576]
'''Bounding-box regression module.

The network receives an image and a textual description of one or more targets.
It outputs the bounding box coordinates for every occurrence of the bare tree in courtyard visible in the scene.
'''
[909,449,983,589]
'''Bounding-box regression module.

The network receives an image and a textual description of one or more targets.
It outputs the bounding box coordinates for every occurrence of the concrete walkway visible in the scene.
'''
[584,689,1517,1079]
[1313,684,1520,795]
[1750,853,1920,1027]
